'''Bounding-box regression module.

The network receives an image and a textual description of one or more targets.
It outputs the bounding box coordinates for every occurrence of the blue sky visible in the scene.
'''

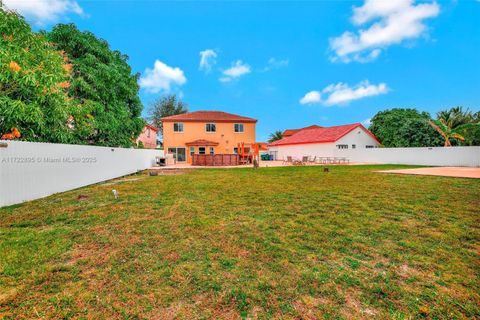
[6,0,480,141]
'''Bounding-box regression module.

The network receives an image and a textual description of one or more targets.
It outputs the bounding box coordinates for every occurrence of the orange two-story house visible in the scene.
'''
[162,111,257,163]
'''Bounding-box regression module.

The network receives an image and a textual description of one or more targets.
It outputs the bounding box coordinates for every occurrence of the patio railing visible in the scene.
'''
[192,154,239,166]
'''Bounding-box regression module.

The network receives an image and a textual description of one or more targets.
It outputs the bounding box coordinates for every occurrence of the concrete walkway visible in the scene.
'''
[377,167,480,179]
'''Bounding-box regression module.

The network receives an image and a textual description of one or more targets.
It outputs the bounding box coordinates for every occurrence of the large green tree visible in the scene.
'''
[46,24,144,147]
[464,111,480,146]
[369,108,442,147]
[431,107,480,146]
[0,9,93,143]
[148,94,187,138]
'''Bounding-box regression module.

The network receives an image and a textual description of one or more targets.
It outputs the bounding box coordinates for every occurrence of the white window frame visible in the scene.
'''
[198,147,206,155]
[336,144,348,149]
[173,123,184,133]
[189,146,195,156]
[234,123,244,133]
[205,123,216,133]
[209,147,215,155]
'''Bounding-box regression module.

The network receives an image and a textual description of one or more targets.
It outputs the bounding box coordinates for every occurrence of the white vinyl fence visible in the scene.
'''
[0,140,163,207]
[269,144,480,167]
[336,146,480,167]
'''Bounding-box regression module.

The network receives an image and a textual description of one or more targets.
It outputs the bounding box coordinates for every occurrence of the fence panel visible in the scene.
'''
[0,140,163,207]
[335,146,480,167]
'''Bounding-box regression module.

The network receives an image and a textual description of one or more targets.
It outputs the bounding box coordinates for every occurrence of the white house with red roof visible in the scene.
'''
[269,123,380,160]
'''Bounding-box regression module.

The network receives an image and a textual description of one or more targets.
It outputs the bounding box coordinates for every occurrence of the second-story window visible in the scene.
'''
[206,123,216,132]
[234,123,244,133]
[147,128,151,138]
[173,123,184,132]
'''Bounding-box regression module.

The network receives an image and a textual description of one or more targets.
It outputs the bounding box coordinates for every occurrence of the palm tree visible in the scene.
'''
[430,107,479,146]
[268,130,284,143]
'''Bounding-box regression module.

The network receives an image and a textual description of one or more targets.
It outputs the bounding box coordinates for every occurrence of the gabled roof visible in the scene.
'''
[282,125,322,137]
[162,111,257,123]
[144,123,159,132]
[185,139,219,146]
[269,123,380,146]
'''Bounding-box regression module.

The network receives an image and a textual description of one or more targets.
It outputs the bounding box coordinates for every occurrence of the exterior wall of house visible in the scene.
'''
[163,121,256,163]
[269,126,380,160]
[136,126,158,149]
[335,127,380,149]
[269,143,336,160]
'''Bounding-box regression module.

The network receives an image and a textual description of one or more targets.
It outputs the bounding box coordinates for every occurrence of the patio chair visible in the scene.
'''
[302,156,309,163]
[309,156,317,164]
[283,156,293,165]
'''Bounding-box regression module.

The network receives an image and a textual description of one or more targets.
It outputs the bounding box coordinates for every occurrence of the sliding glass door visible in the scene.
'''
[167,147,186,162]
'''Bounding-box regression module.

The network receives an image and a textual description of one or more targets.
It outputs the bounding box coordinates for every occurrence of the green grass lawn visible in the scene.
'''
[0,165,479,319]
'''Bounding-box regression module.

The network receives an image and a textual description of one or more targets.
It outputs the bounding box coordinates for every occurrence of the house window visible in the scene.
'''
[233,147,238,154]
[336,144,348,149]
[198,147,206,155]
[234,123,244,133]
[209,147,215,155]
[173,123,184,132]
[352,144,356,149]
[366,145,374,148]
[147,128,151,138]
[190,147,195,156]
[206,123,216,132]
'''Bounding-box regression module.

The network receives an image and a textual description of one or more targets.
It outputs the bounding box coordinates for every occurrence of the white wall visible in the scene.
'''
[269,127,380,160]
[269,140,480,167]
[336,146,480,167]
[269,143,337,159]
[0,140,164,207]
[335,127,380,148]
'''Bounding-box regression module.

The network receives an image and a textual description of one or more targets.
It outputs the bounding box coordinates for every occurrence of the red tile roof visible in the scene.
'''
[282,125,323,137]
[144,123,159,132]
[162,111,257,123]
[269,123,380,146]
[185,139,219,146]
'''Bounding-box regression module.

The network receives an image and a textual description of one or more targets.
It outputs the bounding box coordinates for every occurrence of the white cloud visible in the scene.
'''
[199,49,217,73]
[330,0,440,63]
[219,60,251,82]
[300,80,389,106]
[139,60,187,94]
[263,57,289,71]
[3,0,84,25]
[362,118,372,126]
[299,91,321,105]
